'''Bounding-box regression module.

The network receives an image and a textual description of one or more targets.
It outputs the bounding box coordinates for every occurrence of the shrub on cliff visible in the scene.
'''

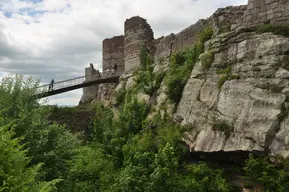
[213,122,233,138]
[243,154,289,191]
[134,46,155,95]
[59,145,116,192]
[165,27,213,104]
[216,66,240,89]
[200,51,214,69]
[257,23,289,37]
[115,89,127,106]
[174,163,231,192]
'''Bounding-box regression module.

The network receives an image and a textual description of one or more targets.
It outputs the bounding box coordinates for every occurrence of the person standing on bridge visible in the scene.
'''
[49,78,54,91]
[106,67,110,78]
[112,63,117,76]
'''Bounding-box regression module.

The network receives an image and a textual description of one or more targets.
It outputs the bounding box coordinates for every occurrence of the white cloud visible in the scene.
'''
[0,0,247,105]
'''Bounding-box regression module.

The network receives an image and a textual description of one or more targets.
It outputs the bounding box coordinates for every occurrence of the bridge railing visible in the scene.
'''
[35,71,123,95]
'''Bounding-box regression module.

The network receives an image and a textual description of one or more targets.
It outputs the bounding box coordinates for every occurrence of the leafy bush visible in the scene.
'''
[117,95,151,137]
[165,75,186,104]
[218,75,228,89]
[115,89,127,105]
[199,27,214,44]
[174,163,231,192]
[154,72,165,90]
[217,66,240,89]
[134,46,154,95]
[0,75,79,183]
[200,51,214,69]
[0,123,60,192]
[89,102,114,144]
[60,146,116,192]
[257,23,289,37]
[243,154,289,191]
[213,122,233,138]
[165,27,213,104]
[216,66,232,75]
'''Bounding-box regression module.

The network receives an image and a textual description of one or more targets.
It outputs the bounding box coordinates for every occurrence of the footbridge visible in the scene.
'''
[34,72,122,99]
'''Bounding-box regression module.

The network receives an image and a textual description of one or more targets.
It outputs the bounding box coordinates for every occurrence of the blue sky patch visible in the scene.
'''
[19,7,49,16]
[19,0,44,4]
[4,12,12,18]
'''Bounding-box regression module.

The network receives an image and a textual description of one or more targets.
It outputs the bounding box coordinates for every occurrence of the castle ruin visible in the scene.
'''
[80,0,289,104]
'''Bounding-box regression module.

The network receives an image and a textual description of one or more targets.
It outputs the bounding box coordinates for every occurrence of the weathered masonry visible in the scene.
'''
[80,0,289,103]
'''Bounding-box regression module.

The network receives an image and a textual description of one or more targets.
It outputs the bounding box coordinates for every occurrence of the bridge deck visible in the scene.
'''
[34,72,122,99]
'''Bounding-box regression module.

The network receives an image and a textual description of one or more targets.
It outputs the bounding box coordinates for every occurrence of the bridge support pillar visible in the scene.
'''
[79,63,100,104]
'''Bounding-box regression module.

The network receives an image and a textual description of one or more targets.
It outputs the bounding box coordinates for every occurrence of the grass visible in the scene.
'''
[213,122,233,138]
[256,23,289,37]
[200,51,214,70]
[216,66,240,89]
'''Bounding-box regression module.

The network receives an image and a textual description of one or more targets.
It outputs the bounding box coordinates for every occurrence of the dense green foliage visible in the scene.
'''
[134,46,155,95]
[216,66,240,89]
[165,27,213,104]
[200,51,214,70]
[3,27,289,191]
[114,88,127,106]
[0,74,235,191]
[88,100,232,192]
[212,122,233,138]
[256,23,289,37]
[0,125,60,192]
[243,154,289,191]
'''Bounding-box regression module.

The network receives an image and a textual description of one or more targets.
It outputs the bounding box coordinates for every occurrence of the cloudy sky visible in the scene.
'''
[0,0,247,106]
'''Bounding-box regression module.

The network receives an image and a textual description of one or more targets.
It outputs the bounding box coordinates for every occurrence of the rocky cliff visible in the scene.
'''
[112,0,289,159]
[177,29,289,158]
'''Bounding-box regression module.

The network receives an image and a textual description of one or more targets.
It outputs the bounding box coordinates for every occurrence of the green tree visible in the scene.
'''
[0,75,79,182]
[0,124,60,192]
[244,154,289,191]
[59,145,116,192]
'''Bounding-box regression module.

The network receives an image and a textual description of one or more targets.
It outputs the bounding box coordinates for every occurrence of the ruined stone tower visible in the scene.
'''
[79,63,100,104]
[102,35,124,72]
[124,16,154,72]
[80,0,289,105]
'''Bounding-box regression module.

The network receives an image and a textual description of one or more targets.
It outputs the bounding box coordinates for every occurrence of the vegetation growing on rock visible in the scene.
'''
[213,122,233,138]
[3,57,289,192]
[165,27,213,104]
[200,51,214,70]
[216,66,240,89]
[3,18,289,192]
[256,23,289,37]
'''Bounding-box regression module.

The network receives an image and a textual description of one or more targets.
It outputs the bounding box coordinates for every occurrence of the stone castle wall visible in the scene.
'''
[153,5,247,63]
[212,5,247,35]
[124,16,154,72]
[81,0,289,104]
[244,0,289,27]
[102,35,124,72]
[100,0,289,74]
[153,20,212,63]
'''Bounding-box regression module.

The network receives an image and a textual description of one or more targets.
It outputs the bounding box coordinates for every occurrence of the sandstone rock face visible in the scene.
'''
[99,0,289,159]
[270,114,289,158]
[125,76,136,90]
[175,31,289,156]
[97,83,117,106]
[112,31,289,157]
